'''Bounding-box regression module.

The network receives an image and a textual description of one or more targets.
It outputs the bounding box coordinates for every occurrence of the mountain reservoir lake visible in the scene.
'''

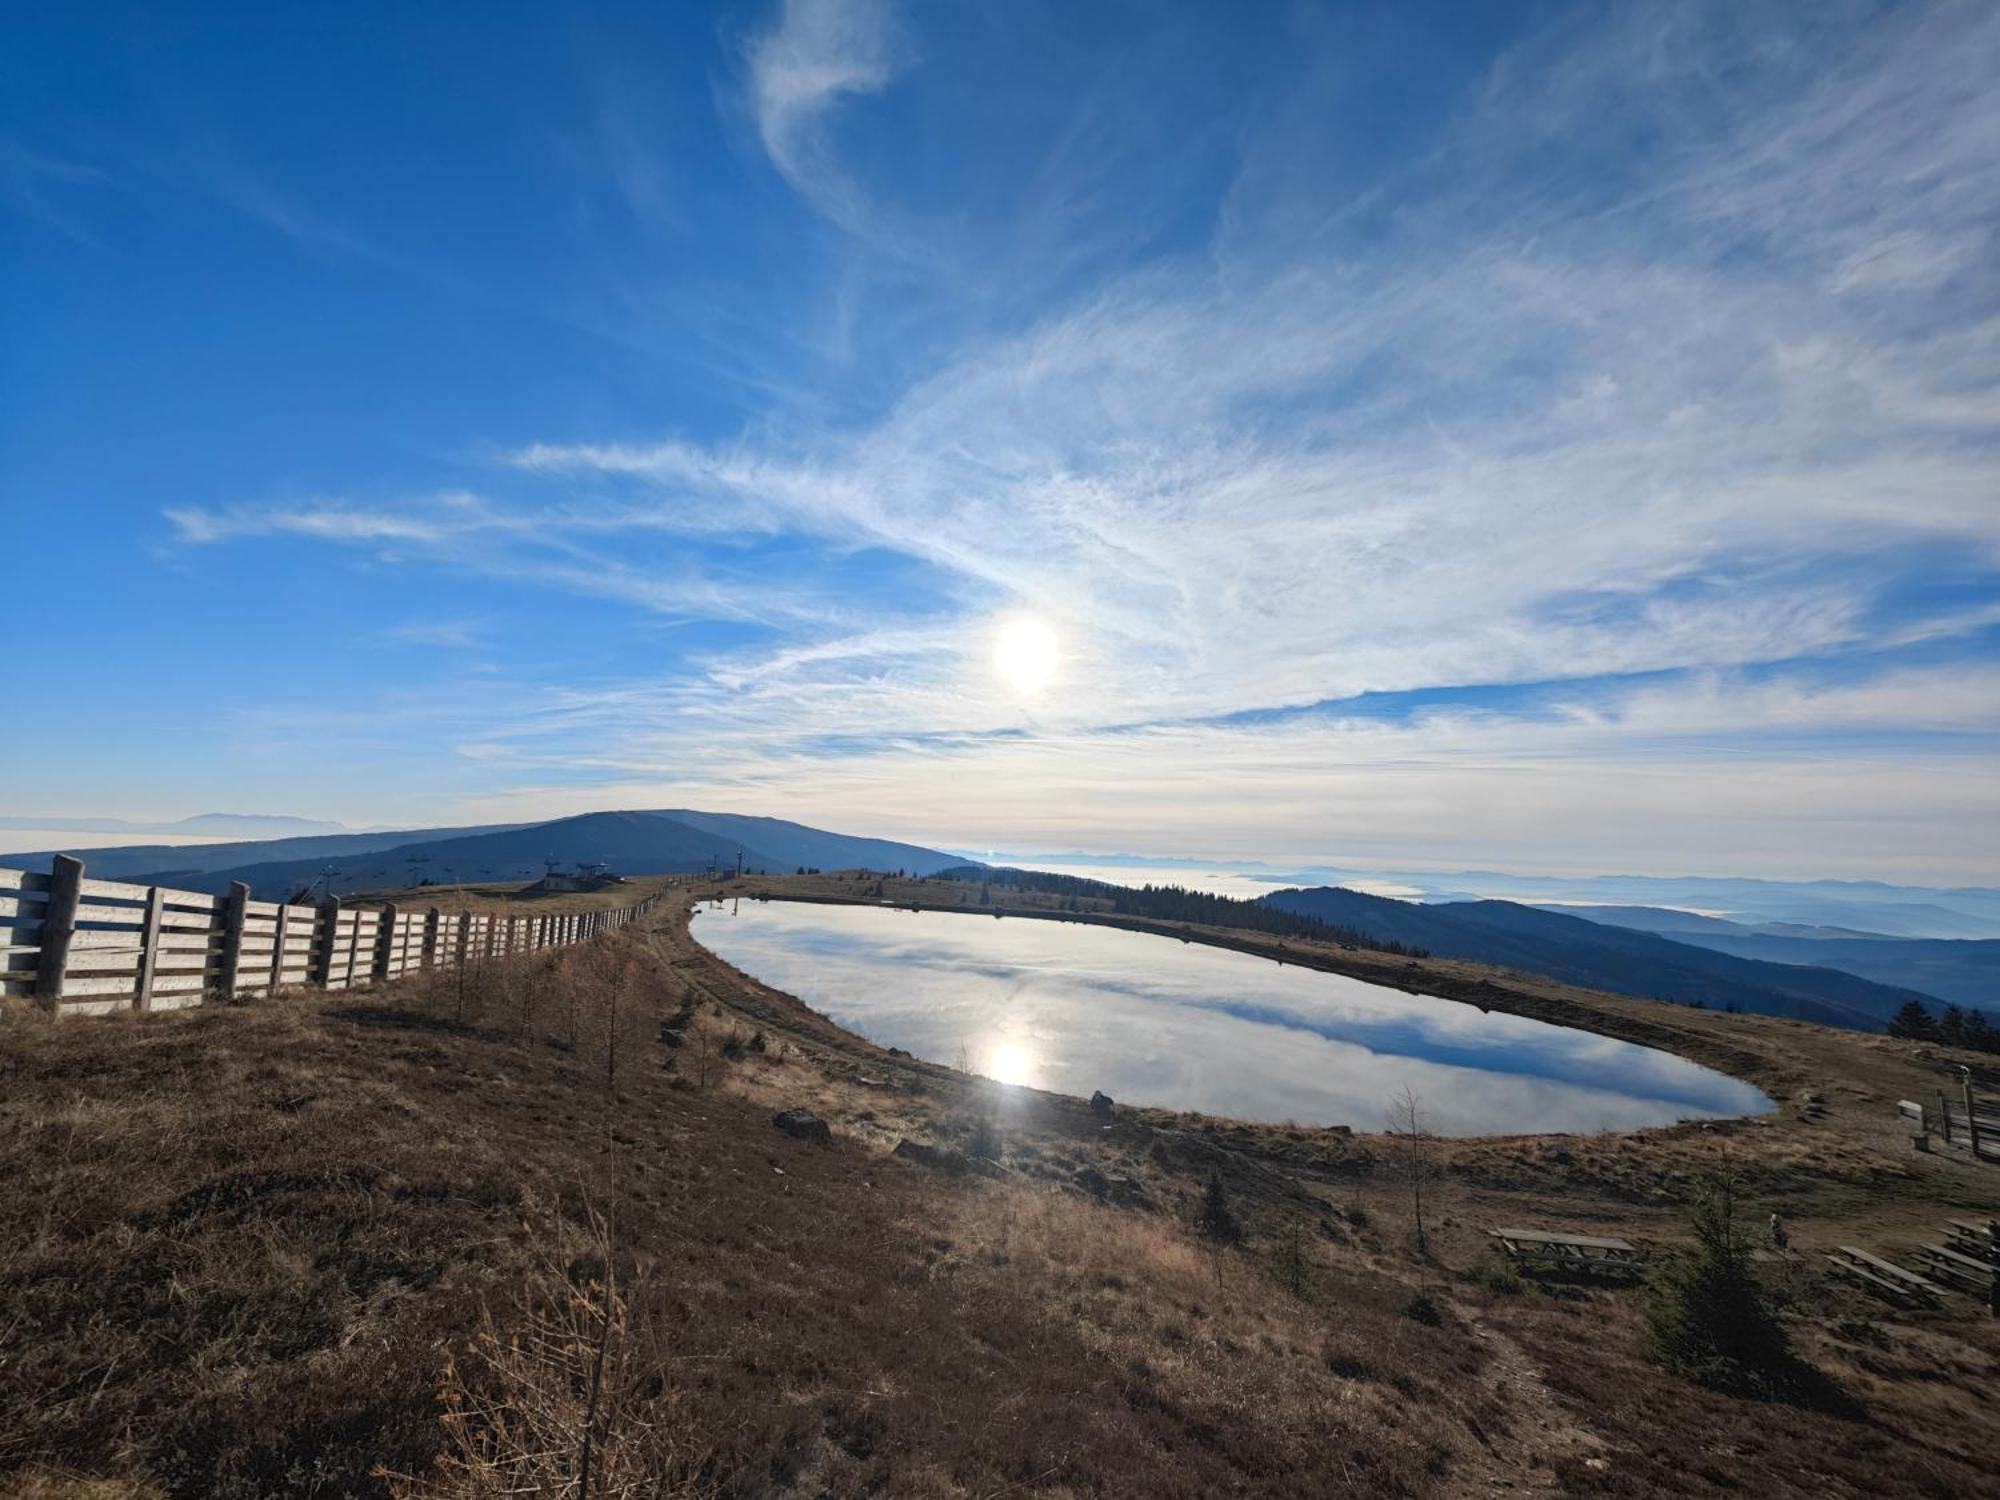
[692,900,1772,1136]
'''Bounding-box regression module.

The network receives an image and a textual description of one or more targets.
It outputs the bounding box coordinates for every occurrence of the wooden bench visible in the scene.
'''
[1489,1227,1646,1279]
[1945,1221,1999,1263]
[1913,1243,1998,1295]
[1826,1247,1942,1305]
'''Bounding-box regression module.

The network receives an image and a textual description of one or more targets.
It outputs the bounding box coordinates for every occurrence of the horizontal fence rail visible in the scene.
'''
[0,856,662,1018]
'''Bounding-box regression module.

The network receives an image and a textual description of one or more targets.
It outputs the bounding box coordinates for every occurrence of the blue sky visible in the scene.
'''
[4,0,1997,880]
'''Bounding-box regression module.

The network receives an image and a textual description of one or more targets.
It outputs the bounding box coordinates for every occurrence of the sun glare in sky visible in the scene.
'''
[993,617,1059,696]
[984,1040,1035,1087]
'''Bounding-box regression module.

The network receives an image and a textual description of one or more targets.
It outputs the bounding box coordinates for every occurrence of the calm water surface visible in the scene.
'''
[693,901,1771,1136]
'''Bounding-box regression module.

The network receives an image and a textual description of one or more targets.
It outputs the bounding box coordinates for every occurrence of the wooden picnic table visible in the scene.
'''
[1488,1227,1645,1276]
[1914,1243,1999,1293]
[1824,1252,1925,1304]
[1946,1220,1999,1259]
[1826,1246,1944,1305]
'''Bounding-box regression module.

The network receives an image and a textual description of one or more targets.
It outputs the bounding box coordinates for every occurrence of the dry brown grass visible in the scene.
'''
[0,1474,165,1500]
[5,883,2000,1500]
[932,1182,1502,1495]
[383,1205,713,1500]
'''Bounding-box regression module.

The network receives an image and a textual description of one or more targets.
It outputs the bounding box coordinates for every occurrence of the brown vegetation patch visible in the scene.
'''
[3,882,1998,1499]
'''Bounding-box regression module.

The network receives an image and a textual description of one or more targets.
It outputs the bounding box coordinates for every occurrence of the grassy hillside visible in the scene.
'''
[119,813,789,901]
[650,811,973,876]
[1,811,972,895]
[4,877,1998,1498]
[0,823,537,882]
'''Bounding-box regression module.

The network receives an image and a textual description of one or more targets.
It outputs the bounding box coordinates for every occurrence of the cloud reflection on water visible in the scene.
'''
[694,902,1772,1136]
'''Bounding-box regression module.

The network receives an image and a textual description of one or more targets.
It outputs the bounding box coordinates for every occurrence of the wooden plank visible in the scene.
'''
[76,875,161,902]
[0,868,53,894]
[77,936,210,956]
[63,950,145,972]
[152,913,218,935]
[0,894,48,919]
[156,889,220,911]
[71,928,201,951]
[54,974,145,998]
[70,908,149,931]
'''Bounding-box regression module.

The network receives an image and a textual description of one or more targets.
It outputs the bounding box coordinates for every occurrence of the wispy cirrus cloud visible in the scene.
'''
[0,135,108,244]
[166,502,456,545]
[159,0,2000,876]
[744,0,905,236]
[516,1,2000,730]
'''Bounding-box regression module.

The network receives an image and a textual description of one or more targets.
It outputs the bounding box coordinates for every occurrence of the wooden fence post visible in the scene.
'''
[375,903,397,981]
[1964,1072,1983,1162]
[1936,1091,1954,1146]
[34,854,84,1008]
[345,906,364,985]
[135,885,165,1012]
[424,907,440,969]
[269,902,292,993]
[217,881,250,1003]
[312,896,341,988]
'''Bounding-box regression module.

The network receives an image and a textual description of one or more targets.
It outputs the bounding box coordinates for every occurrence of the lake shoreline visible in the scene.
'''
[725,884,1790,1108]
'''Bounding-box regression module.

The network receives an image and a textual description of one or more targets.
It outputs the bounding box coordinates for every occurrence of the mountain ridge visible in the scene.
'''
[1259,885,1943,1030]
[6,810,973,902]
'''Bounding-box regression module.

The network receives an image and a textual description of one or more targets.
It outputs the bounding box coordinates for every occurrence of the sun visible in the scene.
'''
[985,1041,1034,1087]
[993,616,1059,695]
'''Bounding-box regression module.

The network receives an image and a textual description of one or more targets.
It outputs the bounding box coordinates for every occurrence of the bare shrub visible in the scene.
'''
[1384,1085,1436,1255]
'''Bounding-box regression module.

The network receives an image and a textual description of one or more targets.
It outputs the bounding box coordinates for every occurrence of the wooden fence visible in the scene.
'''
[1900,1090,2000,1165]
[0,856,663,1018]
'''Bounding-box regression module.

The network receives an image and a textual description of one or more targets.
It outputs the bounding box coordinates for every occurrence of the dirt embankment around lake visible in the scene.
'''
[3,873,1998,1500]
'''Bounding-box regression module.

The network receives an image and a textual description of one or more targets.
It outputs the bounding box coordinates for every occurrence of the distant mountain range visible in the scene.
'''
[1387,870,2000,940]
[0,812,345,839]
[1260,886,1953,1031]
[5,810,970,901]
[1537,904,1999,1011]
